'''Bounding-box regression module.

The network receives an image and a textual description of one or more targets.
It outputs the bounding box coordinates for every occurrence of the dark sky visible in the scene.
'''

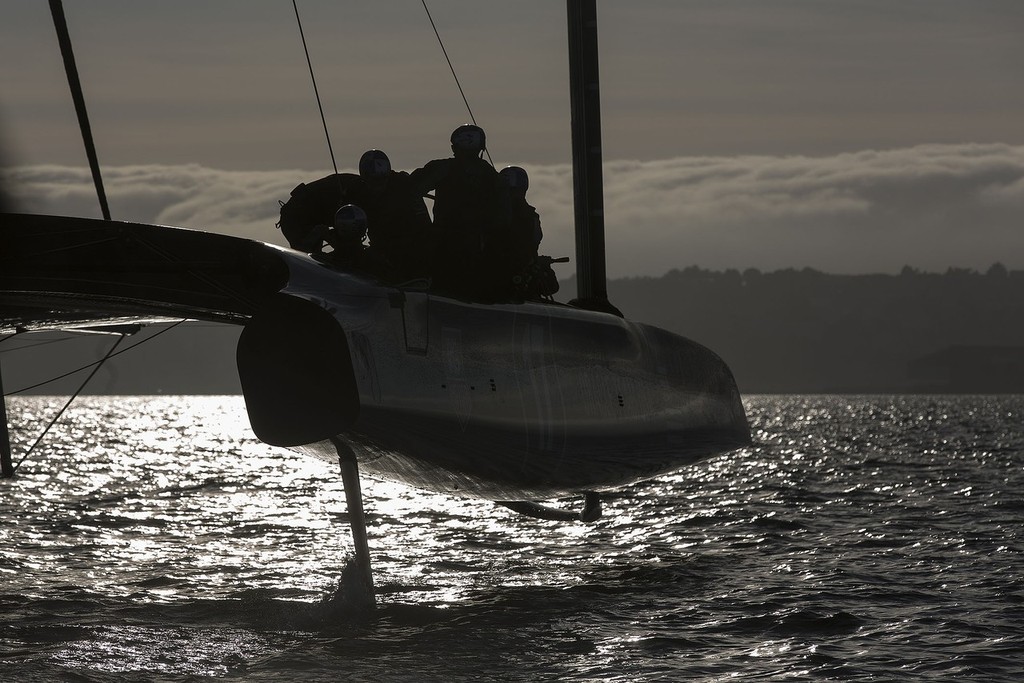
[2,1,1023,275]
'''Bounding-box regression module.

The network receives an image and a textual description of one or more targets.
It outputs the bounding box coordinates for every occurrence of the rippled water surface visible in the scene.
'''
[1,395,1022,681]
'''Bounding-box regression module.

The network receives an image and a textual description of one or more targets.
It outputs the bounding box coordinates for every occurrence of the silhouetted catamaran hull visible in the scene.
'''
[1,212,750,501]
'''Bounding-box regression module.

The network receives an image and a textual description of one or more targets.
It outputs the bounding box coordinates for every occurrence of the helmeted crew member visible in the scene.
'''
[322,203,370,269]
[410,124,510,297]
[498,165,559,299]
[499,165,541,267]
[357,149,433,280]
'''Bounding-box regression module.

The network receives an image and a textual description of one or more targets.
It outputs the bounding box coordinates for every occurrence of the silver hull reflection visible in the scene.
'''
[247,253,750,500]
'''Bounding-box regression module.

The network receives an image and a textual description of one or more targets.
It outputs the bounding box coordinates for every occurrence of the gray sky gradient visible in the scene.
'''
[2,1,1023,275]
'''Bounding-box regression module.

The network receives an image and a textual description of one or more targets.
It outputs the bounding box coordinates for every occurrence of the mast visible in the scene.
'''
[567,0,620,315]
[49,0,111,221]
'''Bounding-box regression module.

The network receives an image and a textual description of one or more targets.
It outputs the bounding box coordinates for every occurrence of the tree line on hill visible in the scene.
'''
[589,263,1024,393]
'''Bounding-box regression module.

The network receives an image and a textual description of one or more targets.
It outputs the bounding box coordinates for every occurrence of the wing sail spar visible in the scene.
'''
[0,213,288,333]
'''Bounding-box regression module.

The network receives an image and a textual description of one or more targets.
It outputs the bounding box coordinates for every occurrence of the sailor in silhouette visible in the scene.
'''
[320,204,369,268]
[497,165,560,299]
[411,124,510,298]
[277,171,365,253]
[357,149,432,281]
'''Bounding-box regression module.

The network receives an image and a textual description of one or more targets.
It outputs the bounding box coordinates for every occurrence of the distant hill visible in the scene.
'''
[4,264,1023,395]
[595,263,1024,393]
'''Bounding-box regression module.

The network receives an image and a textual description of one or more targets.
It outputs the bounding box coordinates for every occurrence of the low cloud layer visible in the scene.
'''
[5,142,1023,277]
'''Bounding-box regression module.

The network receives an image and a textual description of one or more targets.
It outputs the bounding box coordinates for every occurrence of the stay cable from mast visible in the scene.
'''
[0,335,77,355]
[292,0,340,179]
[3,320,187,397]
[421,0,494,167]
[11,332,126,474]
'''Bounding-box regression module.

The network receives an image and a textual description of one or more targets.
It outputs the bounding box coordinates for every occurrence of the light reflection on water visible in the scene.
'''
[0,395,1022,680]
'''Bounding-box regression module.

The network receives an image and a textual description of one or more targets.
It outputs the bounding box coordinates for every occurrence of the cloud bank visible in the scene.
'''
[5,143,1023,277]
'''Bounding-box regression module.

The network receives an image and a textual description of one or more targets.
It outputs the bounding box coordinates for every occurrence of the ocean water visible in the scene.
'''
[0,395,1021,681]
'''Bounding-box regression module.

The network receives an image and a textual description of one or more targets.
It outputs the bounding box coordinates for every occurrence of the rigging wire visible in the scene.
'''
[0,336,77,355]
[130,235,262,311]
[3,320,188,397]
[0,236,121,263]
[420,0,494,167]
[292,0,340,178]
[11,332,126,473]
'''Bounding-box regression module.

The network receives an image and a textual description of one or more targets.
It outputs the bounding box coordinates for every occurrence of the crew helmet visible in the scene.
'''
[450,124,486,154]
[333,204,368,243]
[358,149,391,178]
[499,165,529,192]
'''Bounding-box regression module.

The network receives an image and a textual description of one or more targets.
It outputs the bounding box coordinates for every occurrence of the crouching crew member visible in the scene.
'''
[277,172,365,253]
[357,149,433,281]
